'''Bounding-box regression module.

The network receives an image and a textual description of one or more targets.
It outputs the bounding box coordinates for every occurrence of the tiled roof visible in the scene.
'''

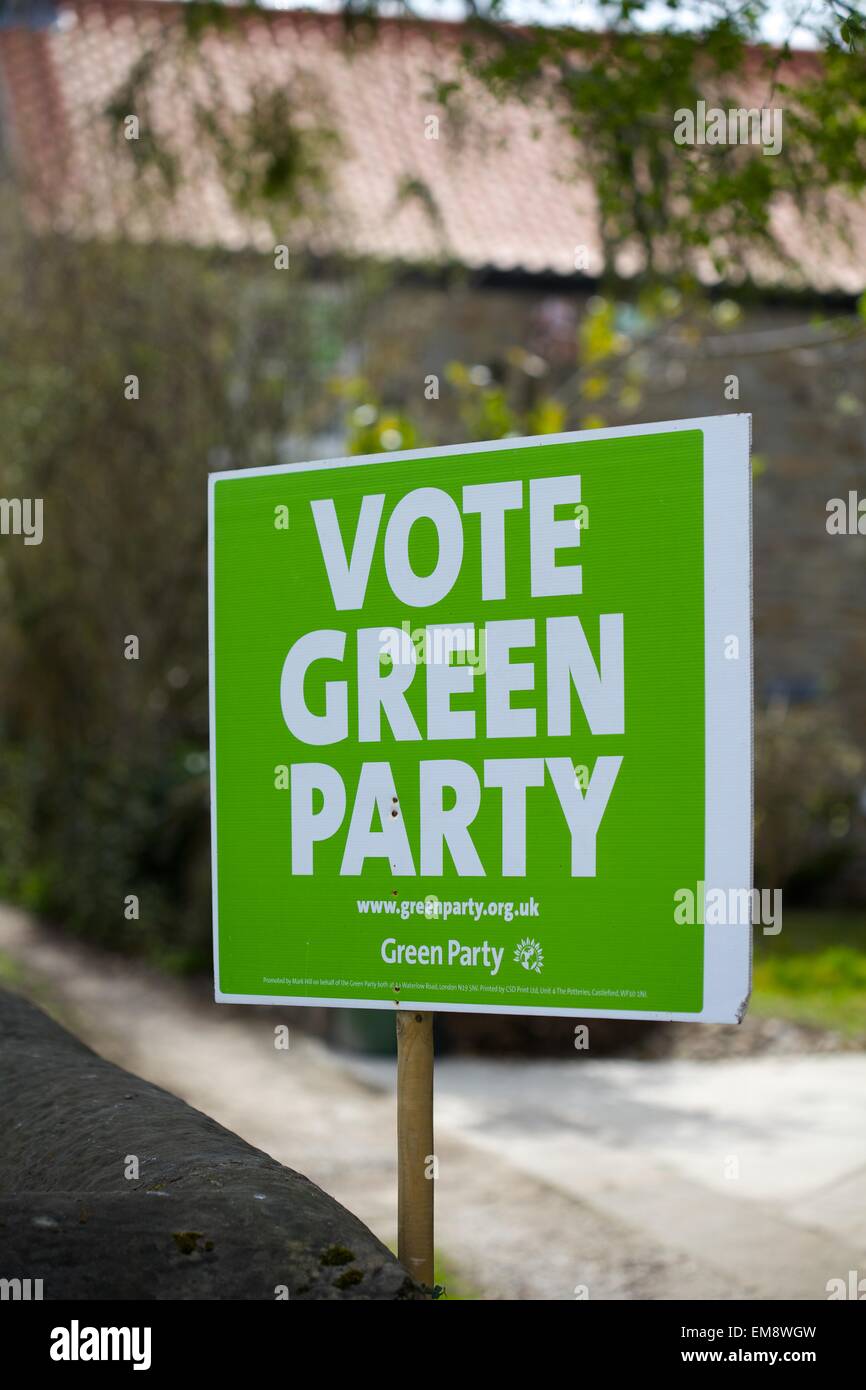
[0,0,864,294]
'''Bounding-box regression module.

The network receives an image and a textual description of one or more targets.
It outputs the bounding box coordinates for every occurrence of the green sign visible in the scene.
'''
[210,417,752,1022]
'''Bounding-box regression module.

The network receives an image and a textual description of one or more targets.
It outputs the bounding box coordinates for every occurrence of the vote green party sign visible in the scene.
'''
[209,416,752,1023]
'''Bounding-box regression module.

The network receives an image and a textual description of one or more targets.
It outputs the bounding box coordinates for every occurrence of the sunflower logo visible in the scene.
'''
[514,937,544,974]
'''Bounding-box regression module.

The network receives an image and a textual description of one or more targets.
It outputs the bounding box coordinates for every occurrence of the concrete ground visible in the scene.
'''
[1,905,864,1300]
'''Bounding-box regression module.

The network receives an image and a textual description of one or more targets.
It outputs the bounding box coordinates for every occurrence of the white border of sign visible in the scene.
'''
[209,414,753,1024]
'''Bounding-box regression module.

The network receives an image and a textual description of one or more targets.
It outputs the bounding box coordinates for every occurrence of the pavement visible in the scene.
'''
[1,904,864,1300]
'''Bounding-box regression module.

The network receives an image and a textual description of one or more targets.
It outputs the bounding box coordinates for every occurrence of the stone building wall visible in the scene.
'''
[356,278,866,745]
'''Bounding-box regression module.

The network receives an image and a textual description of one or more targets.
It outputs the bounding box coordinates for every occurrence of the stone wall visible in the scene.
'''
[357,278,865,742]
[341,275,866,903]
[0,988,422,1299]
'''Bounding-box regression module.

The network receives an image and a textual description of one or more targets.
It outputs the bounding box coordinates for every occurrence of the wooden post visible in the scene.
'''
[396,1010,434,1291]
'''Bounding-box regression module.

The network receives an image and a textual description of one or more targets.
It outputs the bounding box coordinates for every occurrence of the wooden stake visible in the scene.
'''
[396,1010,434,1291]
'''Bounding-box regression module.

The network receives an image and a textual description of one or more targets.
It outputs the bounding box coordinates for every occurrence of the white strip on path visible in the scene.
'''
[347,1051,866,1296]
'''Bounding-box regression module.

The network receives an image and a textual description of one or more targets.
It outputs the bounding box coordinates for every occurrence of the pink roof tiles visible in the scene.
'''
[0,1,863,293]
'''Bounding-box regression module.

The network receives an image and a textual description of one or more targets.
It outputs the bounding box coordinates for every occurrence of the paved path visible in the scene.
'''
[2,906,864,1300]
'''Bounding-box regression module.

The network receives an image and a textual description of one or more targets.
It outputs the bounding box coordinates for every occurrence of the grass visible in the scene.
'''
[751,910,866,1037]
[0,948,27,989]
[0,947,79,1033]
[385,1245,480,1299]
[432,1253,480,1300]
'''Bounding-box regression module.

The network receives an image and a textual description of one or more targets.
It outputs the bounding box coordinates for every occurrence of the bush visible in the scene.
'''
[0,208,363,968]
[755,702,866,904]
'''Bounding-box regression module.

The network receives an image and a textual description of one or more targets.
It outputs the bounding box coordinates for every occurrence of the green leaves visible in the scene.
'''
[840,14,866,51]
